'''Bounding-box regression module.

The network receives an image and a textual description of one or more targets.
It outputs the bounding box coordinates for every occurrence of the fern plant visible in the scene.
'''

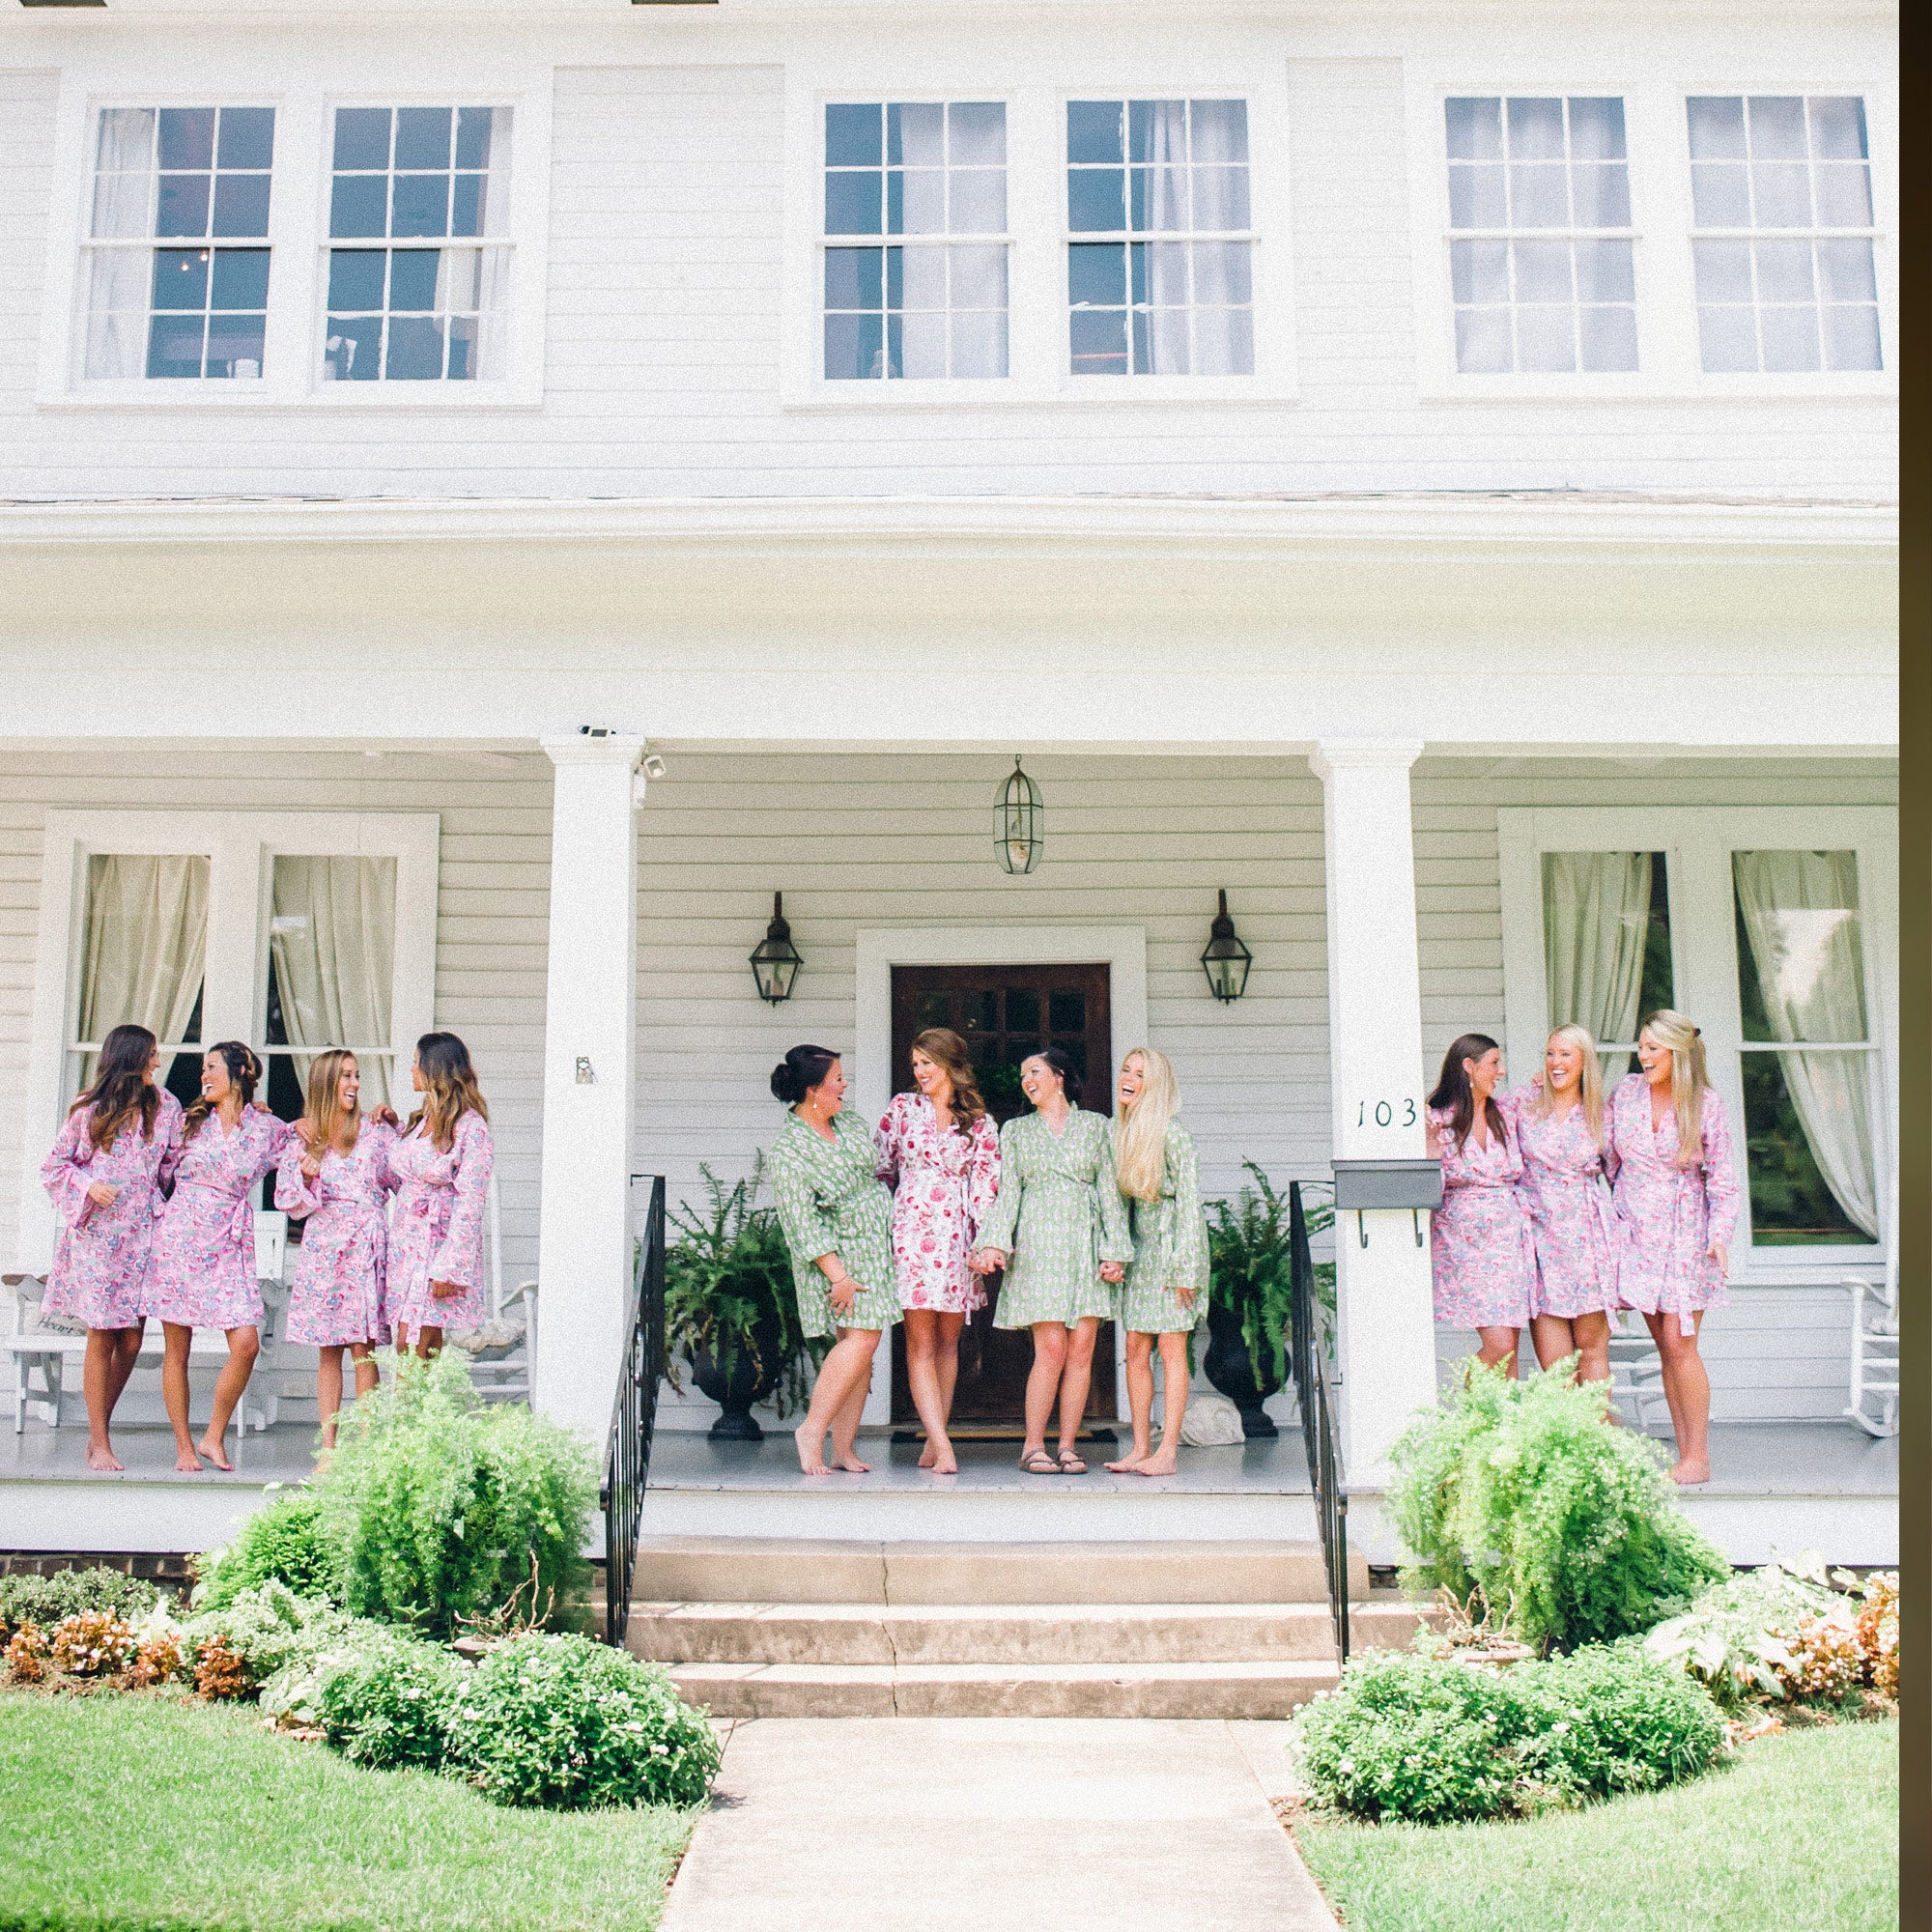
[1205,1160,1335,1388]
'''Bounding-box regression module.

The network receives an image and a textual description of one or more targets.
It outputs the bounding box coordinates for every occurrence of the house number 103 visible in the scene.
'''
[1356,1099,1419,1127]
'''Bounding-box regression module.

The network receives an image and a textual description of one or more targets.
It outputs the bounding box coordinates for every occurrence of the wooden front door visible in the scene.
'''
[888,962,1116,1428]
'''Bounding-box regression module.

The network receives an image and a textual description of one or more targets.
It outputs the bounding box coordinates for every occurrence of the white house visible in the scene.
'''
[0,0,1897,1575]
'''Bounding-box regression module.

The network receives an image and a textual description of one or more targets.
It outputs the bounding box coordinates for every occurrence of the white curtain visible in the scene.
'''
[270,856,397,1108]
[84,108,156,381]
[77,855,209,1086]
[1542,850,1652,1086]
[1733,849,1879,1238]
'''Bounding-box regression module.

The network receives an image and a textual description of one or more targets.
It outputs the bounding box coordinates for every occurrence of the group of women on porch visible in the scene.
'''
[766,1030,1208,1480]
[1429,1008,1738,1484]
[40,1023,494,1473]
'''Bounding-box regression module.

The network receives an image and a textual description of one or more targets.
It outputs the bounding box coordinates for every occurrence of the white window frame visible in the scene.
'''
[37,58,552,410]
[14,810,439,1272]
[1497,805,1897,1280]
[781,62,1296,409]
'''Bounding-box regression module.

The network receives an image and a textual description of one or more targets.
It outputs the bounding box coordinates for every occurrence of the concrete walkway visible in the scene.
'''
[661,1718,1338,1932]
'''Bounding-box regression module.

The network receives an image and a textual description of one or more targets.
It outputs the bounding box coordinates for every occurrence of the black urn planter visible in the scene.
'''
[689,1316,786,1442]
[1202,1299,1283,1439]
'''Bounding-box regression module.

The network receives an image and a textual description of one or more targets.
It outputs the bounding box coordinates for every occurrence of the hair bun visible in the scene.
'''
[770,1061,805,1105]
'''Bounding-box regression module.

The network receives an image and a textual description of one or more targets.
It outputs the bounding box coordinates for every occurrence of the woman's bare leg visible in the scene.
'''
[316,1345,346,1447]
[1057,1318,1101,1461]
[828,1327,878,1473]
[159,1322,200,1471]
[1643,1310,1711,1482]
[1474,1326,1521,1376]
[1136,1331,1192,1477]
[1569,1311,1612,1386]
[196,1325,260,1469]
[902,1311,958,1474]
[350,1342,379,1399]
[1106,1332,1155,1470]
[83,1325,145,1472]
[410,1323,444,1361]
[1529,1314,1576,1375]
[1021,1323,1068,1465]
[795,1329,879,1475]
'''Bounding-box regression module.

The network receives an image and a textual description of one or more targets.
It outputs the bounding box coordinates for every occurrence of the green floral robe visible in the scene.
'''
[1113,1117,1211,1334]
[766,1108,902,1338]
[978,1107,1134,1330]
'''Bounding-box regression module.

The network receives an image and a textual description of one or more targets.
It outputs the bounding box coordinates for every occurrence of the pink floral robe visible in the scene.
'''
[386,1111,492,1336]
[143,1106,293,1330]
[275,1122,398,1348]
[1428,1104,1536,1329]
[873,1092,1001,1315]
[1500,1086,1621,1320]
[40,1092,185,1330]
[1605,1074,1740,1336]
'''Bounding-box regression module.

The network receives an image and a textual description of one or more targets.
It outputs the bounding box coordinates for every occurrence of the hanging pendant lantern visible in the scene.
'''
[995,755,1042,875]
[1200,888,1253,1004]
[749,892,804,1005]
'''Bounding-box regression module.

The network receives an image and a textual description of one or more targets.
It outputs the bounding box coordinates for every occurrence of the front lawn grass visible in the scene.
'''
[0,1689,699,1932]
[1292,1718,1896,1932]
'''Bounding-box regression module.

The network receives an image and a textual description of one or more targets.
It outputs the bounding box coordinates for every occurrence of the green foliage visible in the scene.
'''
[308,1631,465,1771]
[662,1162,821,1416]
[1291,1641,1724,1825]
[318,1350,597,1639]
[0,1566,159,1634]
[183,1581,356,1694]
[195,1489,345,1611]
[1389,1364,1730,1652]
[1205,1161,1335,1387]
[1643,1559,1840,1709]
[445,1633,722,1812]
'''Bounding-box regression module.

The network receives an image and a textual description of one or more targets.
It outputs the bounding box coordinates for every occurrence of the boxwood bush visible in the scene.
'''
[0,1568,160,1635]
[307,1631,465,1771]
[194,1490,344,1611]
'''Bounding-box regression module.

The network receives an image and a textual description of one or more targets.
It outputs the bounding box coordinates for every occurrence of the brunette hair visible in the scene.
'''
[302,1048,362,1155]
[1640,1009,1711,1168]
[408,1032,489,1151]
[1427,1032,1507,1155]
[183,1040,261,1142]
[1026,1042,1084,1108]
[771,1044,840,1107]
[70,1023,160,1151]
[1113,1045,1179,1203]
[910,1027,987,1133]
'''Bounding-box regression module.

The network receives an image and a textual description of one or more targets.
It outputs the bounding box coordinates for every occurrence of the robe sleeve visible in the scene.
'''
[1094,1119,1136,1267]
[975,1120,1023,1256]
[274,1138,321,1219]
[873,1096,903,1190]
[1164,1123,1210,1291]
[369,1122,402,1198]
[429,1113,492,1289]
[1698,1089,1741,1251]
[770,1134,840,1269]
[965,1116,1001,1238]
[41,1110,98,1230]
[155,1096,185,1199]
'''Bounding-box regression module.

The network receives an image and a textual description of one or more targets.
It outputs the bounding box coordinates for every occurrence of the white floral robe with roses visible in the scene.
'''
[873,1091,1001,1315]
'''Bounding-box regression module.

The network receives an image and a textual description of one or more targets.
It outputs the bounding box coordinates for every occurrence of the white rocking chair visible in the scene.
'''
[1844,1173,1898,1438]
[450,1177,538,1406]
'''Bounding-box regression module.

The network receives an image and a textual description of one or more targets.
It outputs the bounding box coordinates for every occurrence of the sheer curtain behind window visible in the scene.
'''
[270,856,397,1107]
[1733,849,1878,1238]
[77,854,209,1085]
[1542,850,1652,1083]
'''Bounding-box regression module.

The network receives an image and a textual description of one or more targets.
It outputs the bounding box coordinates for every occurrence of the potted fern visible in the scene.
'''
[662,1164,819,1441]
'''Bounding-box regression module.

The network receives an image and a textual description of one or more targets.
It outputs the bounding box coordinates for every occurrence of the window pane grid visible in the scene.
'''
[823,102,1009,381]
[1688,96,1880,373]
[1065,99,1254,377]
[1444,97,1636,374]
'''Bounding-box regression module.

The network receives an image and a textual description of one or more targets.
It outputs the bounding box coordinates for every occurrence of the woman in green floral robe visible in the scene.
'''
[765,1046,902,1475]
[973,1048,1133,1475]
[1103,1047,1210,1477]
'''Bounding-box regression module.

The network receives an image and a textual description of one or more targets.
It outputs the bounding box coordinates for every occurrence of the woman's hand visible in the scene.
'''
[1099,1261,1124,1285]
[85,1180,120,1208]
[973,1248,1008,1274]
[369,1104,401,1128]
[1707,1241,1729,1274]
[294,1119,320,1148]
[299,1151,324,1180]
[431,1278,461,1301]
[827,1273,858,1316]
[1172,1286,1198,1310]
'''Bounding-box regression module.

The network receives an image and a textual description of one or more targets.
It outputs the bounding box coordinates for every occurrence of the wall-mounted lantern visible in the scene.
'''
[995,755,1042,875]
[1200,889,1253,1004]
[749,892,803,1005]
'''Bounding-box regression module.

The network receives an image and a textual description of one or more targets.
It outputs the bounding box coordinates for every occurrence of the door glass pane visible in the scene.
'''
[914,989,951,1031]
[1004,987,1039,1033]
[1048,987,1087,1034]
[960,989,997,1034]
[1739,1051,1870,1244]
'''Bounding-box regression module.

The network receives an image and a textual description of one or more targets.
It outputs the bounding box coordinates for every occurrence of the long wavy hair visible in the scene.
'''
[408,1031,489,1151]
[1532,1022,1605,1148]
[1113,1045,1179,1204]
[301,1048,363,1155]
[1640,1009,1711,1167]
[183,1040,261,1141]
[1427,1032,1508,1154]
[910,1027,986,1134]
[70,1023,160,1151]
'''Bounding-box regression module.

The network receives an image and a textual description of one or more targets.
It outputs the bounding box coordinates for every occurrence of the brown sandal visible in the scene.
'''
[1057,1448,1089,1475]
[1020,1449,1059,1475]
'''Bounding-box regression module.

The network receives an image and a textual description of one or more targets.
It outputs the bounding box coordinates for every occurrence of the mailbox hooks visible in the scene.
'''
[1353,1208,1426,1249]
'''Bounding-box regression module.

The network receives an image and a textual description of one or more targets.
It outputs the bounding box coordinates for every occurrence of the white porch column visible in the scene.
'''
[534,732,645,1446]
[1311,740,1438,1488]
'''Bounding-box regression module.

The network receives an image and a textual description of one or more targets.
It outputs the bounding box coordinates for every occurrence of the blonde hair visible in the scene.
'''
[1534,1023,1605,1148]
[1640,1009,1709,1167]
[302,1048,362,1155]
[1113,1045,1179,1203]
[910,1026,987,1133]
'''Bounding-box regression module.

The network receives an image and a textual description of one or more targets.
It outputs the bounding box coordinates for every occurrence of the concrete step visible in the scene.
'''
[636,1536,1366,1605]
[666,1659,1343,1719]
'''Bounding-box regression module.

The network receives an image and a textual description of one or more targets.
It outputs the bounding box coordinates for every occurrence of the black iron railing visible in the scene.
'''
[1288,1179,1350,1664]
[602,1175,667,1648]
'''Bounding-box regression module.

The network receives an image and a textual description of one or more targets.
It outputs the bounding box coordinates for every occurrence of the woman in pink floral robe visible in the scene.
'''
[1607,1010,1740,1484]
[873,1029,1000,1475]
[143,1042,291,1470]
[387,1032,494,1353]
[40,1024,183,1471]
[1427,1033,1536,1369]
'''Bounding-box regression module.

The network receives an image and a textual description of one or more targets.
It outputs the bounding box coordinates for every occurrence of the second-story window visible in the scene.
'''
[822,101,1009,380]
[1444,97,1636,374]
[1688,96,1881,373]
[1065,99,1254,377]
[82,106,274,381]
[323,105,512,383]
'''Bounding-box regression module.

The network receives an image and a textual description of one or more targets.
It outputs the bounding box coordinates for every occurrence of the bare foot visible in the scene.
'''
[1103,1451,1149,1473]
[1670,1459,1712,1486]
[831,1453,872,1474]
[197,1436,236,1473]
[794,1423,831,1476]
[926,1445,958,1476]
[85,1441,124,1473]
[174,1444,204,1473]
[918,1443,937,1468]
[1133,1453,1180,1478]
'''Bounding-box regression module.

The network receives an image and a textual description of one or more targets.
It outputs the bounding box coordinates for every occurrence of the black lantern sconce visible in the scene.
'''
[749,892,804,1005]
[1200,889,1253,1004]
[995,755,1042,875]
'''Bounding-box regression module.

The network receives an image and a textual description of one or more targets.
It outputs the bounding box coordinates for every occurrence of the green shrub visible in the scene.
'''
[302,1631,463,1771]
[195,1491,344,1611]
[183,1582,355,1695]
[445,1633,720,1811]
[1643,1559,1843,1709]
[1291,1641,1725,1825]
[0,1568,160,1634]
[320,1351,598,1638]
[1205,1162,1335,1389]
[1389,1365,1729,1653]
